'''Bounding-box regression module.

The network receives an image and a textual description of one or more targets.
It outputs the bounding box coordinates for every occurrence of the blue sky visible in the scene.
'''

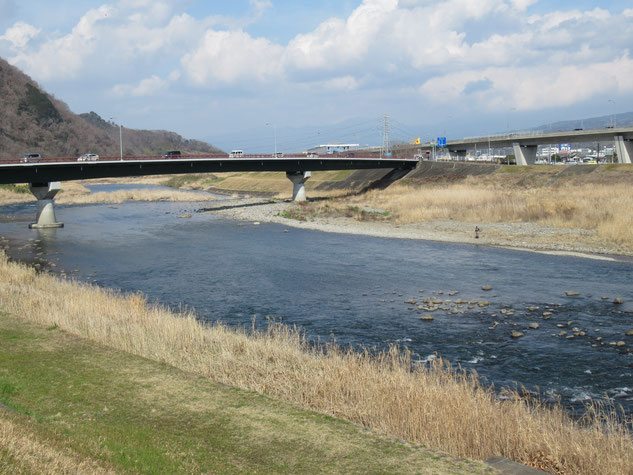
[1,0,632,152]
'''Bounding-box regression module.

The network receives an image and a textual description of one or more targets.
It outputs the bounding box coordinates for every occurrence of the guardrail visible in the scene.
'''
[0,154,418,165]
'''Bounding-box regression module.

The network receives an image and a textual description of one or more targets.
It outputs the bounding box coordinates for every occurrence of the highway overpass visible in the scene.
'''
[398,126,633,165]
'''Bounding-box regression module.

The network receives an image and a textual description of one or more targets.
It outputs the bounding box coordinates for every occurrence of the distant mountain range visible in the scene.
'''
[531,112,633,133]
[0,57,221,159]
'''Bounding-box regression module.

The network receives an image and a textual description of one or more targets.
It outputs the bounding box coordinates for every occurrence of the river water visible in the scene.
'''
[1,185,632,414]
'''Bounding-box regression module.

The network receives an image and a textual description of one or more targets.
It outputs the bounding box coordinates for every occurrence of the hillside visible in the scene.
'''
[0,57,221,159]
[532,111,633,133]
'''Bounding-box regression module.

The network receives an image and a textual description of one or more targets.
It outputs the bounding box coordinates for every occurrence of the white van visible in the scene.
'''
[229,150,244,158]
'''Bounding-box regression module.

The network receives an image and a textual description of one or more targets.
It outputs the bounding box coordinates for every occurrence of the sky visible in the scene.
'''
[1,0,633,152]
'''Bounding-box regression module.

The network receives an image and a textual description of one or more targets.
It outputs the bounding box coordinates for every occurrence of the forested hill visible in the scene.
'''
[0,57,222,159]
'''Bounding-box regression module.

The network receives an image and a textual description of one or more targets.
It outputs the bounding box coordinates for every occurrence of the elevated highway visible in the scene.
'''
[0,154,417,228]
[401,126,633,165]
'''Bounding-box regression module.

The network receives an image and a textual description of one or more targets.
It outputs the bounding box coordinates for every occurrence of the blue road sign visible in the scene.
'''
[437,137,447,147]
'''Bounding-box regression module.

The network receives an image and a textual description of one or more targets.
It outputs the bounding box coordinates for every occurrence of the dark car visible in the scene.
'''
[162,150,181,158]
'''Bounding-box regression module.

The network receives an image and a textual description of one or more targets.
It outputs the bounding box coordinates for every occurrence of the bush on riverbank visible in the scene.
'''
[0,252,631,473]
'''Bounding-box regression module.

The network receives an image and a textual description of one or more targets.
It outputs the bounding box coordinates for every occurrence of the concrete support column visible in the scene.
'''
[512,143,537,166]
[614,136,633,164]
[453,150,467,161]
[28,182,64,229]
[286,171,311,201]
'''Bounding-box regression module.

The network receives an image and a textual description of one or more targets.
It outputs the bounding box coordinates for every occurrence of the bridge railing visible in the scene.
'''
[1,153,418,164]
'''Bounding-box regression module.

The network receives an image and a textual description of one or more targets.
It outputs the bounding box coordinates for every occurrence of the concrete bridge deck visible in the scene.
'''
[0,154,418,229]
[394,126,633,165]
[0,155,416,185]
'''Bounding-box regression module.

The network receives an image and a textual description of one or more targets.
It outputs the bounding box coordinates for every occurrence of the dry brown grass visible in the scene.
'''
[309,182,633,250]
[0,417,111,473]
[0,181,218,206]
[56,187,217,205]
[208,171,354,199]
[0,253,631,474]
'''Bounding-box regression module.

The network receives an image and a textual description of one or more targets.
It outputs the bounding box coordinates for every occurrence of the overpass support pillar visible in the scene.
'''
[286,171,311,202]
[512,143,537,166]
[614,136,633,164]
[28,182,64,229]
[454,150,467,161]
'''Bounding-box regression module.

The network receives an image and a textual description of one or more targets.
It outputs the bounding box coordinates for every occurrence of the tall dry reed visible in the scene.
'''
[0,253,631,474]
[331,183,633,248]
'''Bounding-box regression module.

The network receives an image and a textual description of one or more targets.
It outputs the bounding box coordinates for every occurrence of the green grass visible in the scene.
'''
[0,184,30,194]
[495,165,558,174]
[603,163,633,172]
[278,209,307,221]
[0,312,489,474]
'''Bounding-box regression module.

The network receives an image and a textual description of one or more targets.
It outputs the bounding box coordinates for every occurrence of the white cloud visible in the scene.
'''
[8,5,113,80]
[4,0,633,128]
[419,53,633,111]
[0,21,40,48]
[320,75,359,91]
[182,29,284,85]
[284,0,397,71]
[112,75,168,97]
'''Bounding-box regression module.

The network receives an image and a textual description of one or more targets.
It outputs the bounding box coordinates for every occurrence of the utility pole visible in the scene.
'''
[109,117,123,161]
[382,115,390,157]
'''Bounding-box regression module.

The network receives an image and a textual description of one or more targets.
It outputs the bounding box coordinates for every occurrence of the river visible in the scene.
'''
[1,184,632,414]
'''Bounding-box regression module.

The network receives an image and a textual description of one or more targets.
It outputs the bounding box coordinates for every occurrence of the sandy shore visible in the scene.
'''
[202,196,628,261]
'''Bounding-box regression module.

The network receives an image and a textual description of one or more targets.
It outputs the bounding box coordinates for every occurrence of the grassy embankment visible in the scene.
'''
[0,253,631,474]
[0,312,478,474]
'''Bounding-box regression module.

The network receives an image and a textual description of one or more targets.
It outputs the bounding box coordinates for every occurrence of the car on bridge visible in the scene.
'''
[162,150,181,158]
[21,153,41,163]
[77,153,99,161]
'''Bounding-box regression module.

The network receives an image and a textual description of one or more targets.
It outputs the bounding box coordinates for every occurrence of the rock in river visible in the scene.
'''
[511,331,524,339]
[481,285,493,291]
[565,291,580,296]
[420,315,434,322]
[528,322,540,329]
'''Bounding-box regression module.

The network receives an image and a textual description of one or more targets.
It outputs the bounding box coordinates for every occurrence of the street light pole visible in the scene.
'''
[507,107,516,133]
[266,123,277,157]
[109,117,123,161]
[608,99,616,128]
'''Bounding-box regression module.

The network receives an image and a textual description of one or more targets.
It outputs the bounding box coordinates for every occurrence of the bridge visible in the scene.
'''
[0,154,418,229]
[405,126,633,165]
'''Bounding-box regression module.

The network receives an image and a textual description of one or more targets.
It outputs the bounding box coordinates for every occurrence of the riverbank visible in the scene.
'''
[195,164,633,258]
[201,196,627,260]
[0,252,631,474]
[1,312,485,474]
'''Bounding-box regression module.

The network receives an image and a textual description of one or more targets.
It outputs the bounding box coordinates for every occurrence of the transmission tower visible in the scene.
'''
[382,114,390,157]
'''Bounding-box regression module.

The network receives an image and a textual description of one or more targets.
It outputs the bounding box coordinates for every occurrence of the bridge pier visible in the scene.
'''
[28,182,64,229]
[286,171,311,201]
[614,136,633,164]
[512,143,537,166]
